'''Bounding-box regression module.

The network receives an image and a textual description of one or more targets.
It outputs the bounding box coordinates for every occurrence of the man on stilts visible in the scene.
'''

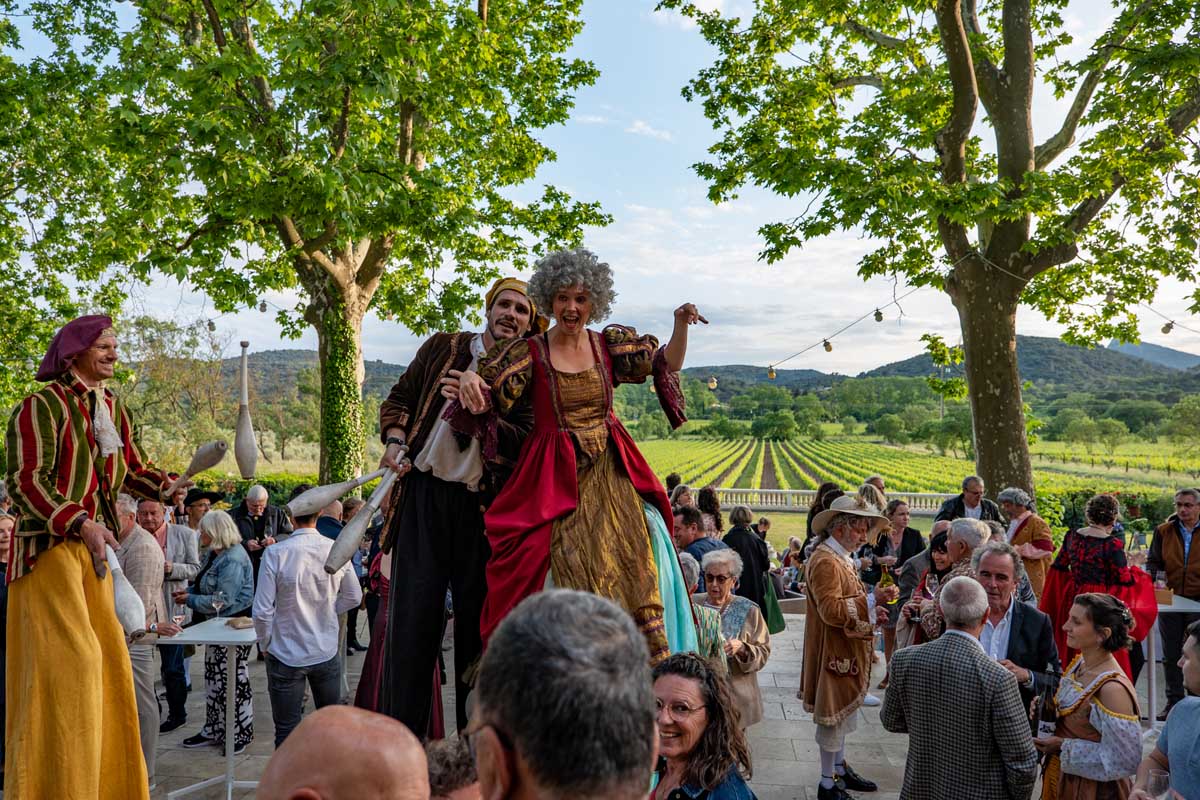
[4,315,177,799]
[378,278,542,737]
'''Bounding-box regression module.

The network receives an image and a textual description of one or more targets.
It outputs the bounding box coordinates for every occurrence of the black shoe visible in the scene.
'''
[182,732,217,748]
[348,640,366,652]
[1158,702,1178,722]
[838,762,877,793]
[818,783,854,800]
[159,716,187,734]
[214,740,249,755]
[347,647,356,656]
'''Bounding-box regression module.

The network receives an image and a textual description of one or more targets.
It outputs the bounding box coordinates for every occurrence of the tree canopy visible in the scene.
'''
[659,0,1200,496]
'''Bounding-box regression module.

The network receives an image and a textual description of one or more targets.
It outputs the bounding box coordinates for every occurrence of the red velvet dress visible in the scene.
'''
[450,326,687,658]
[1038,530,1158,681]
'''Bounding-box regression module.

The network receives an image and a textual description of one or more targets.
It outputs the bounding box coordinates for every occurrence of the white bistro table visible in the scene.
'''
[1143,594,1200,736]
[155,617,259,799]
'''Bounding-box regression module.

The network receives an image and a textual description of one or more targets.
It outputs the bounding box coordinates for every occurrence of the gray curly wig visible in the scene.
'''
[527,248,616,324]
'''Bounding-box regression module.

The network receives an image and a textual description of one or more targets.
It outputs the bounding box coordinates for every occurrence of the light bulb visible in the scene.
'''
[707,376,718,390]
[874,308,883,322]
[207,320,216,332]
[767,366,777,381]
[823,339,833,352]
[259,301,268,313]
[1163,321,1175,334]
[1104,290,1116,304]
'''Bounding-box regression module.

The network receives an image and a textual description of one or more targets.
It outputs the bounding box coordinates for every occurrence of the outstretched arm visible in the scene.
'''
[661,303,707,371]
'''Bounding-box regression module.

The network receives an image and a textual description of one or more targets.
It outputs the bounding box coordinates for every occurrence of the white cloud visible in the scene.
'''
[649,0,726,30]
[625,119,674,141]
[575,114,611,125]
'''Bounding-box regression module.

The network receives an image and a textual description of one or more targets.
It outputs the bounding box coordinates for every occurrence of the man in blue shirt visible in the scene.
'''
[672,506,727,592]
[1132,619,1200,800]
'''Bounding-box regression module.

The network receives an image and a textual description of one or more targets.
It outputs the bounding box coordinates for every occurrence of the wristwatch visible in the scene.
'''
[385,436,405,448]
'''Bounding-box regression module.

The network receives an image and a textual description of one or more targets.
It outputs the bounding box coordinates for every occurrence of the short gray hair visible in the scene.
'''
[962,475,983,491]
[701,548,744,580]
[940,575,989,627]
[996,487,1033,509]
[199,509,243,550]
[116,493,139,517]
[1176,488,1200,504]
[729,505,753,527]
[246,485,268,502]
[476,590,654,798]
[949,518,988,551]
[527,248,615,324]
[972,541,1028,586]
[678,552,700,590]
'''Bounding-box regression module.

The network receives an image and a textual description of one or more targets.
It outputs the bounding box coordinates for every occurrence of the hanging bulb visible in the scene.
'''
[767,366,777,381]
[207,320,216,332]
[707,375,718,390]
[874,308,883,322]
[1163,321,1175,334]
[1104,290,1116,304]
[259,301,268,313]
[823,339,833,352]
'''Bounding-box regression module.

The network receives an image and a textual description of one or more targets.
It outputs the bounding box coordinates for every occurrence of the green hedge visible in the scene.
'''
[193,472,319,507]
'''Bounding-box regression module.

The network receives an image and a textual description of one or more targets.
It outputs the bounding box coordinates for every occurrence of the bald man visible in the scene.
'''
[257,706,429,800]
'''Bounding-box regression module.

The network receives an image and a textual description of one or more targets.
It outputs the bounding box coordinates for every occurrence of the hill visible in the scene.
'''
[681,364,841,392]
[861,335,1178,389]
[1107,340,1200,371]
[219,349,406,400]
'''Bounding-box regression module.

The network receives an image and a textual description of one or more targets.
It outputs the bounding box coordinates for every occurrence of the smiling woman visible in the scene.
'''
[451,247,707,662]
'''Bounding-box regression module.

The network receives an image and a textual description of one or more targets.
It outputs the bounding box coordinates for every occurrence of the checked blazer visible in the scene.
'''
[881,631,1038,800]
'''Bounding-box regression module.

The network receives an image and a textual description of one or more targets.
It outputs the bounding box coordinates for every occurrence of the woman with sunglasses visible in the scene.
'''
[652,652,756,800]
[699,549,770,729]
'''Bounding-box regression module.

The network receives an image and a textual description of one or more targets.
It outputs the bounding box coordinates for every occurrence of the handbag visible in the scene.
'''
[762,573,787,634]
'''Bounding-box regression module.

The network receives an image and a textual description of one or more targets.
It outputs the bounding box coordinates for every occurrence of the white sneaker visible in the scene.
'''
[862,693,882,707]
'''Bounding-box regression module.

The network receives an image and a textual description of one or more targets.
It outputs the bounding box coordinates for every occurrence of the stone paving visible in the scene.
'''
[144,613,1167,799]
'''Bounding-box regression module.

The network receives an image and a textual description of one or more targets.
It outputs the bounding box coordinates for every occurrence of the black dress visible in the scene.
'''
[723,525,771,616]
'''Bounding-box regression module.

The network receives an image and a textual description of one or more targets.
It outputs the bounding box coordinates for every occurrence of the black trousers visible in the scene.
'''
[381,470,488,737]
[1161,610,1200,705]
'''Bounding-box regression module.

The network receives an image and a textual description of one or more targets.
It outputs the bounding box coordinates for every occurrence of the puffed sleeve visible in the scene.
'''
[1059,699,1143,781]
[602,324,658,384]
[445,338,533,462]
[603,324,688,429]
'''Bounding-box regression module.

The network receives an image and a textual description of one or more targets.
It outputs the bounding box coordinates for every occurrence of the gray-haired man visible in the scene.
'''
[883,576,1038,800]
[914,517,988,640]
[935,475,1003,523]
[471,590,657,800]
[231,484,294,586]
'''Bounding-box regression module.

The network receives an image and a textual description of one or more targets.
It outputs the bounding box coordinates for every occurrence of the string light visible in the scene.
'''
[207,320,216,332]
[767,366,777,381]
[823,339,833,353]
[259,301,268,313]
[707,376,718,390]
[1162,321,1175,334]
[874,308,883,322]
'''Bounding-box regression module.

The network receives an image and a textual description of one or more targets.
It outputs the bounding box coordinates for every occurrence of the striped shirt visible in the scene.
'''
[4,374,167,582]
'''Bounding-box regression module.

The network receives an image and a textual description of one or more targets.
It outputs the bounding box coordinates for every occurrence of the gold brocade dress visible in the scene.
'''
[548,367,664,641]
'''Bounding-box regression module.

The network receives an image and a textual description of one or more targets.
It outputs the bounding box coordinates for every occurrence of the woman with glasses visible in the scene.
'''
[651,653,756,800]
[700,549,770,729]
[1039,494,1157,681]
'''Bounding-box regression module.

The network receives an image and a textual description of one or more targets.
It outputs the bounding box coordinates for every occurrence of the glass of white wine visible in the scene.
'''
[211,590,227,618]
[1146,769,1170,800]
[172,603,187,626]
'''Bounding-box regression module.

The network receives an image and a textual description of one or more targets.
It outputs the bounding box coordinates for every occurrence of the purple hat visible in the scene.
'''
[36,315,115,382]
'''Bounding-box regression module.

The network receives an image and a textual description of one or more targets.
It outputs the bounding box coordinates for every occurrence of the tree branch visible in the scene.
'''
[961,0,1000,113]
[198,0,228,50]
[356,235,395,291]
[1028,83,1200,275]
[1034,0,1156,170]
[832,75,883,90]
[846,19,907,50]
[1000,0,1034,115]
[230,17,275,112]
[331,85,350,161]
[478,0,488,25]
[934,0,979,262]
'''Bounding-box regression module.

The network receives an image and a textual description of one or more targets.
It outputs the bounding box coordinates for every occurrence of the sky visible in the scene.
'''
[128,0,1200,375]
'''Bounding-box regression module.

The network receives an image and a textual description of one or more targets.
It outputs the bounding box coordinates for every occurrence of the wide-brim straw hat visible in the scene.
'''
[811,495,890,536]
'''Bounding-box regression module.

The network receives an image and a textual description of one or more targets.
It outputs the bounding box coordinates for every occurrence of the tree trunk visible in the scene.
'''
[947,260,1035,497]
[308,285,367,484]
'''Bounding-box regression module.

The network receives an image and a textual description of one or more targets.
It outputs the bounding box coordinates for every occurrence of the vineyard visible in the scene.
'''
[638,437,1182,496]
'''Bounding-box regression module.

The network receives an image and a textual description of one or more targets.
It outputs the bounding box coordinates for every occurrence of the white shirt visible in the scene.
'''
[979,595,1015,661]
[1006,510,1031,542]
[413,335,485,490]
[964,503,982,520]
[944,628,985,653]
[823,536,876,615]
[253,528,363,667]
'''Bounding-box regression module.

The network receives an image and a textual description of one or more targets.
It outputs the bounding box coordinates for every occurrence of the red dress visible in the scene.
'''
[1038,529,1157,681]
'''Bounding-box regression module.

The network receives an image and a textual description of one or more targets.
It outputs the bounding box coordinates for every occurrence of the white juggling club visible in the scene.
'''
[165,440,228,498]
[324,457,402,574]
[107,545,148,642]
[286,469,388,518]
[234,340,257,480]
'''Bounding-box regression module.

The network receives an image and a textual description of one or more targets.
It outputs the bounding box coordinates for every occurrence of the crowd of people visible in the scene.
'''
[2,250,1200,800]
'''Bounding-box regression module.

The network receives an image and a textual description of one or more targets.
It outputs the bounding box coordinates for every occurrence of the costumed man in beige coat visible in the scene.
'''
[801,495,896,800]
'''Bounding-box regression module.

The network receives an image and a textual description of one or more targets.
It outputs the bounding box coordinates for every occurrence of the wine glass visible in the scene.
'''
[925,575,940,598]
[211,590,227,618]
[1146,769,1171,800]
[172,603,187,626]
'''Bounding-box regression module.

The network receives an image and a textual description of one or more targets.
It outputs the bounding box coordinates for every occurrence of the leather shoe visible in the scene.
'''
[817,783,854,800]
[159,716,187,734]
[1157,702,1177,722]
[838,762,877,792]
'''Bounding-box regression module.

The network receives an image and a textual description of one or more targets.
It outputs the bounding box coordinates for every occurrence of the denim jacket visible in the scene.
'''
[187,543,254,616]
[657,769,757,800]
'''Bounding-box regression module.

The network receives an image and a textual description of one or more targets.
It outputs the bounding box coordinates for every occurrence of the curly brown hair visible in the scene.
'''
[698,486,724,533]
[1084,494,1120,527]
[652,653,752,790]
[1072,592,1136,652]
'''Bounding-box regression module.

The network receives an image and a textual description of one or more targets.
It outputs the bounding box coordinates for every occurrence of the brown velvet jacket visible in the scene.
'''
[1148,519,1200,599]
[800,542,873,726]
